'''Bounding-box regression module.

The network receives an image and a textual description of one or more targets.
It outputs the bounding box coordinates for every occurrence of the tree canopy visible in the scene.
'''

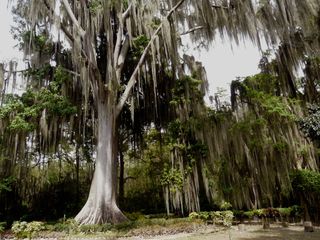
[0,0,320,225]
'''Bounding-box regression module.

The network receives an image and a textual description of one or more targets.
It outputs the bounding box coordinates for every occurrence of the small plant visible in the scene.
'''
[11,221,28,239]
[277,207,292,218]
[125,212,146,220]
[220,201,232,210]
[12,221,45,239]
[188,212,200,220]
[0,222,6,235]
[199,211,210,220]
[244,210,255,219]
[64,218,79,234]
[79,223,112,234]
[221,211,234,227]
[25,221,45,239]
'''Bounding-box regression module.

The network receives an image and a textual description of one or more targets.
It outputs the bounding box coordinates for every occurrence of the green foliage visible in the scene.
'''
[25,64,52,82]
[0,95,23,118]
[0,66,75,133]
[124,128,168,213]
[220,201,232,210]
[12,221,45,239]
[170,76,203,106]
[188,211,233,227]
[89,0,103,14]
[242,207,302,220]
[125,212,146,221]
[277,207,292,217]
[188,212,200,219]
[299,104,320,142]
[11,221,28,238]
[77,223,112,234]
[243,210,255,219]
[160,167,183,191]
[21,32,52,53]
[290,169,320,193]
[0,176,15,193]
[48,218,79,234]
[0,222,6,234]
[243,73,278,94]
[9,115,35,131]
[231,74,296,120]
[248,89,295,119]
[272,141,289,153]
[131,35,150,60]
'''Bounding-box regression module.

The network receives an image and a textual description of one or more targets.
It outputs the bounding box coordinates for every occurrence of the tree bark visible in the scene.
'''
[118,149,125,207]
[75,99,127,224]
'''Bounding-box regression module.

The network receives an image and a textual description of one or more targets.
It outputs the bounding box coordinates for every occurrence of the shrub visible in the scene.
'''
[244,210,255,219]
[125,212,146,221]
[221,210,234,227]
[79,223,112,233]
[188,212,200,219]
[0,222,6,234]
[11,221,28,239]
[277,208,292,218]
[189,211,233,226]
[12,221,45,239]
[220,201,232,210]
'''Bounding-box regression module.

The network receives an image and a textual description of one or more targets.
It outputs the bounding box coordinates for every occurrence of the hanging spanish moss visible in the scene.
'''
[2,0,320,224]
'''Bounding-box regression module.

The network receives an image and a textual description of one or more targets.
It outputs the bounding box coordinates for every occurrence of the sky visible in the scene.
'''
[189,39,263,101]
[0,1,22,62]
[0,1,263,102]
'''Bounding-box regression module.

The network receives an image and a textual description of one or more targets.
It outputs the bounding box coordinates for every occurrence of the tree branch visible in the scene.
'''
[43,0,74,42]
[212,4,229,10]
[116,35,130,82]
[61,0,86,37]
[122,3,132,20]
[116,0,186,115]
[180,26,204,35]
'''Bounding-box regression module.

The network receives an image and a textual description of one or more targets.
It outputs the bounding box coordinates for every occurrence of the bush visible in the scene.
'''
[11,221,28,239]
[189,211,233,227]
[220,201,232,210]
[78,223,112,233]
[188,212,200,219]
[125,212,146,221]
[277,208,292,218]
[12,221,45,239]
[0,222,6,234]
[49,218,79,233]
[244,210,255,219]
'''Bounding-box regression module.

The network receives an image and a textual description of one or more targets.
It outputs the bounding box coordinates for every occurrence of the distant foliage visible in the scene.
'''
[188,211,233,227]
[291,169,320,194]
[299,104,320,142]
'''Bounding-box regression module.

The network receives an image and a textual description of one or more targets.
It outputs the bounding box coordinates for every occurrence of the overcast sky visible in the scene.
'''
[0,1,263,101]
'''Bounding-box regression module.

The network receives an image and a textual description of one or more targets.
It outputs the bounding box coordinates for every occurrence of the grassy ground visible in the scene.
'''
[174,225,320,240]
[2,218,319,239]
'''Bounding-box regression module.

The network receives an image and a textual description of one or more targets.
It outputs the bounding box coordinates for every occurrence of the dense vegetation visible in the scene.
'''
[0,0,320,232]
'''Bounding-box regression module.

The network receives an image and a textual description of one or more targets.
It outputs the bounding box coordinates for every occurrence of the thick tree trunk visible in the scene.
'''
[75,99,127,224]
[118,150,125,207]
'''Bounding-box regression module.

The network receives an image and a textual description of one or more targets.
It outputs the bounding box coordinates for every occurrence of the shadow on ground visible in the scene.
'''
[237,226,320,240]
[171,225,320,240]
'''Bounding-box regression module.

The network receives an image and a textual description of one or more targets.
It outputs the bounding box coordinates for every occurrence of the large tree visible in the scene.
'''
[5,0,319,224]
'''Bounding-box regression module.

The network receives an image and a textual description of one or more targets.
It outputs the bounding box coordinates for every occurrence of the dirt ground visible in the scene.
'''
[127,224,320,240]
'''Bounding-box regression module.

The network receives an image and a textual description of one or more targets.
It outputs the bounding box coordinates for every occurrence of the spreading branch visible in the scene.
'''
[122,3,132,20]
[180,26,204,35]
[116,0,186,115]
[211,4,229,10]
[61,0,86,37]
[43,0,74,42]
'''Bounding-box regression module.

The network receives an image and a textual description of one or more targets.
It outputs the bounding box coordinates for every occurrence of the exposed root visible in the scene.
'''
[75,200,127,225]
